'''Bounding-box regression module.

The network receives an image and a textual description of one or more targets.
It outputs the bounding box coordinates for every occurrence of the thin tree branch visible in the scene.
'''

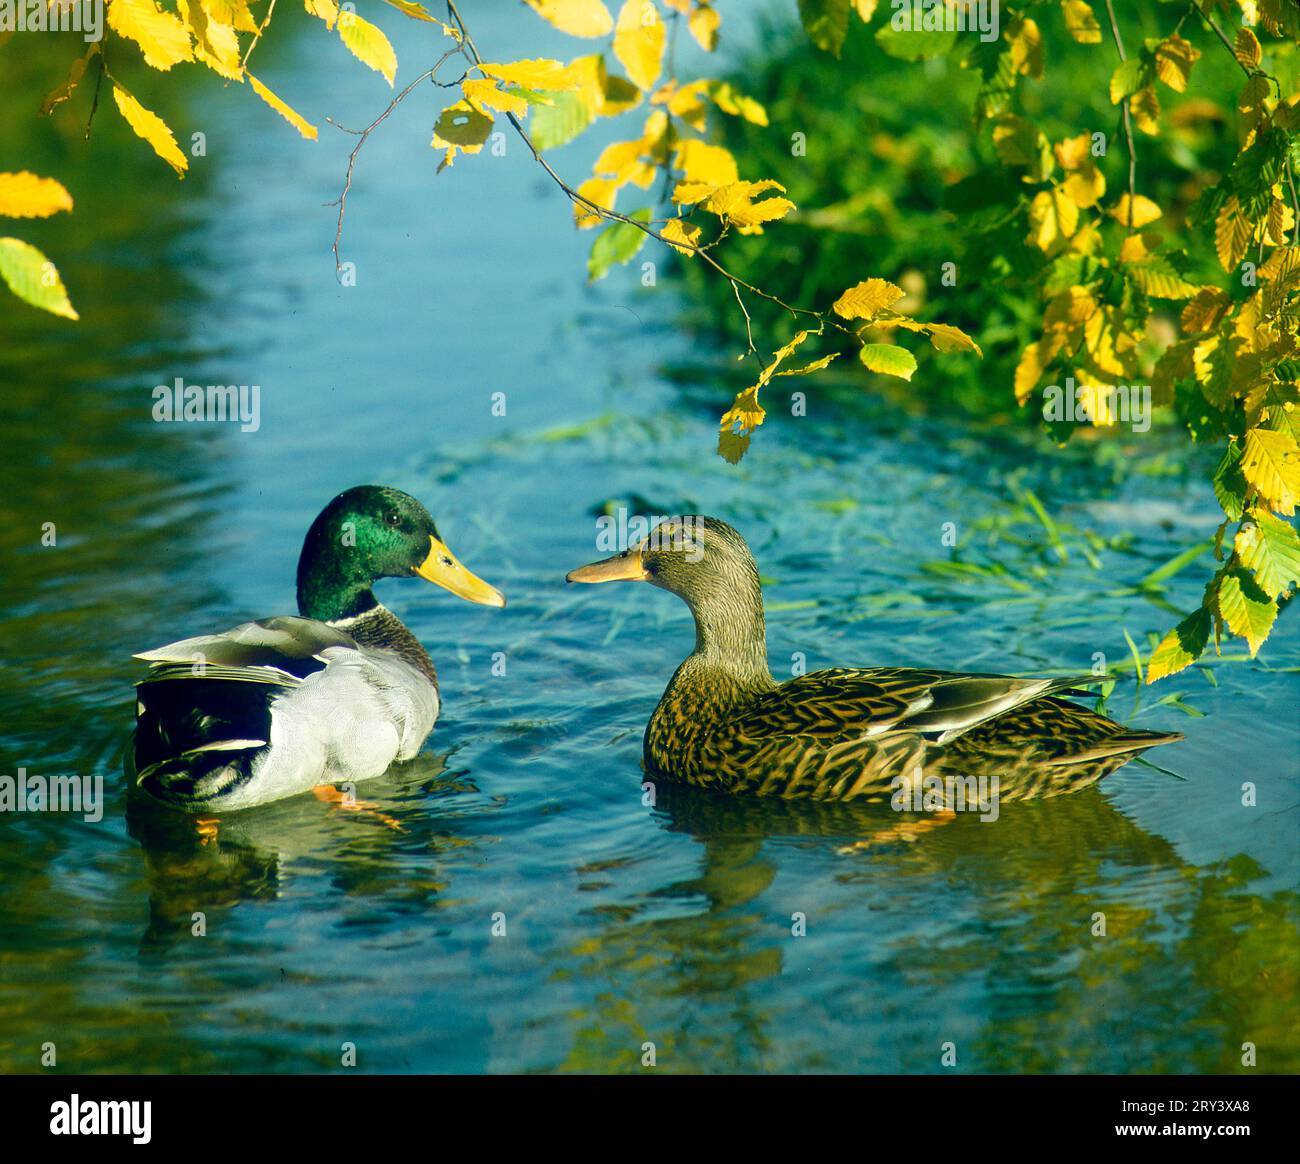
[328,51,461,276]
[1103,0,1137,231]
[241,0,278,72]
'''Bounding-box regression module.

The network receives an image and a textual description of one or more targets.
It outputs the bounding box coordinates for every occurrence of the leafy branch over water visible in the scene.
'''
[7,0,1300,673]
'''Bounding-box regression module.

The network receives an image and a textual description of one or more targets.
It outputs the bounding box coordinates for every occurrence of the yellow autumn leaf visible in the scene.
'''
[1109,194,1162,229]
[718,385,765,463]
[1265,199,1294,247]
[688,3,720,51]
[764,329,813,378]
[575,177,617,228]
[1006,16,1043,79]
[709,82,767,126]
[207,0,258,32]
[672,139,739,197]
[925,322,982,356]
[1216,569,1276,657]
[1028,188,1079,250]
[1118,232,1150,262]
[1062,163,1105,209]
[248,74,318,140]
[1060,0,1101,43]
[383,0,459,36]
[1153,34,1199,94]
[614,0,666,92]
[108,0,194,71]
[593,140,648,183]
[431,100,493,170]
[111,84,188,178]
[182,0,243,81]
[1234,28,1261,70]
[1145,607,1210,683]
[1259,246,1299,284]
[704,180,794,232]
[0,172,73,219]
[1241,428,1300,515]
[524,0,613,36]
[339,10,397,87]
[833,278,904,320]
[1014,340,1047,403]
[304,0,339,28]
[479,59,577,92]
[1180,288,1230,335]
[1215,195,1253,271]
[661,217,702,255]
[463,78,530,118]
[1130,85,1160,134]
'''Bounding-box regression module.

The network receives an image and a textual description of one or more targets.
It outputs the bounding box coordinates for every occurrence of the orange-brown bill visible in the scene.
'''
[565,551,648,584]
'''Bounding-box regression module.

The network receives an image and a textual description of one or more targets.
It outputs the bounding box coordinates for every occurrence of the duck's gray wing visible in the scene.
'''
[134,615,360,684]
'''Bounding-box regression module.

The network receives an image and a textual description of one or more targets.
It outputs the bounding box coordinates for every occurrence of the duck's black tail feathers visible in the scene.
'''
[133,676,277,808]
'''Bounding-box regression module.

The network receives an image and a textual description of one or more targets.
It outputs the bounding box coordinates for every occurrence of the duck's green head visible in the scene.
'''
[296,485,505,622]
[566,515,760,609]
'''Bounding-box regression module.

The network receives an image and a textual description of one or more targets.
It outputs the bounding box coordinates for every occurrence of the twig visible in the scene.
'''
[328,53,460,275]
[1287,158,1300,235]
[241,0,278,72]
[731,279,757,357]
[1193,2,1252,78]
[1104,0,1137,231]
[84,45,105,140]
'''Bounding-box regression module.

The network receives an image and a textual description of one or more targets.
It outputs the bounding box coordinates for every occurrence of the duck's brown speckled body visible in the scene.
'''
[569,516,1181,804]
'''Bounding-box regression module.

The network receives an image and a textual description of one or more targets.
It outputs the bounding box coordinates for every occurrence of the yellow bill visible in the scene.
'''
[415,536,506,607]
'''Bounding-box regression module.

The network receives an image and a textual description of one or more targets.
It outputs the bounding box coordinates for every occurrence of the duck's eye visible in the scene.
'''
[386,512,402,526]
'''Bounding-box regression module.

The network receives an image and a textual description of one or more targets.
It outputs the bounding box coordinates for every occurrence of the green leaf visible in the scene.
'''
[875,21,957,61]
[1216,567,1277,656]
[0,236,77,319]
[1230,127,1287,221]
[1212,443,1247,521]
[858,343,917,380]
[529,89,591,151]
[1237,510,1300,599]
[1146,605,1211,683]
[798,0,850,56]
[587,208,650,281]
[1109,57,1152,104]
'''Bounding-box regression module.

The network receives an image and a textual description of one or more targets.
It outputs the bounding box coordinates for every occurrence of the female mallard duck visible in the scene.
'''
[132,485,504,811]
[567,516,1181,804]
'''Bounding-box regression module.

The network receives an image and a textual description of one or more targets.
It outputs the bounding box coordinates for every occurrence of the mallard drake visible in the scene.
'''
[567,516,1182,804]
[132,485,504,811]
